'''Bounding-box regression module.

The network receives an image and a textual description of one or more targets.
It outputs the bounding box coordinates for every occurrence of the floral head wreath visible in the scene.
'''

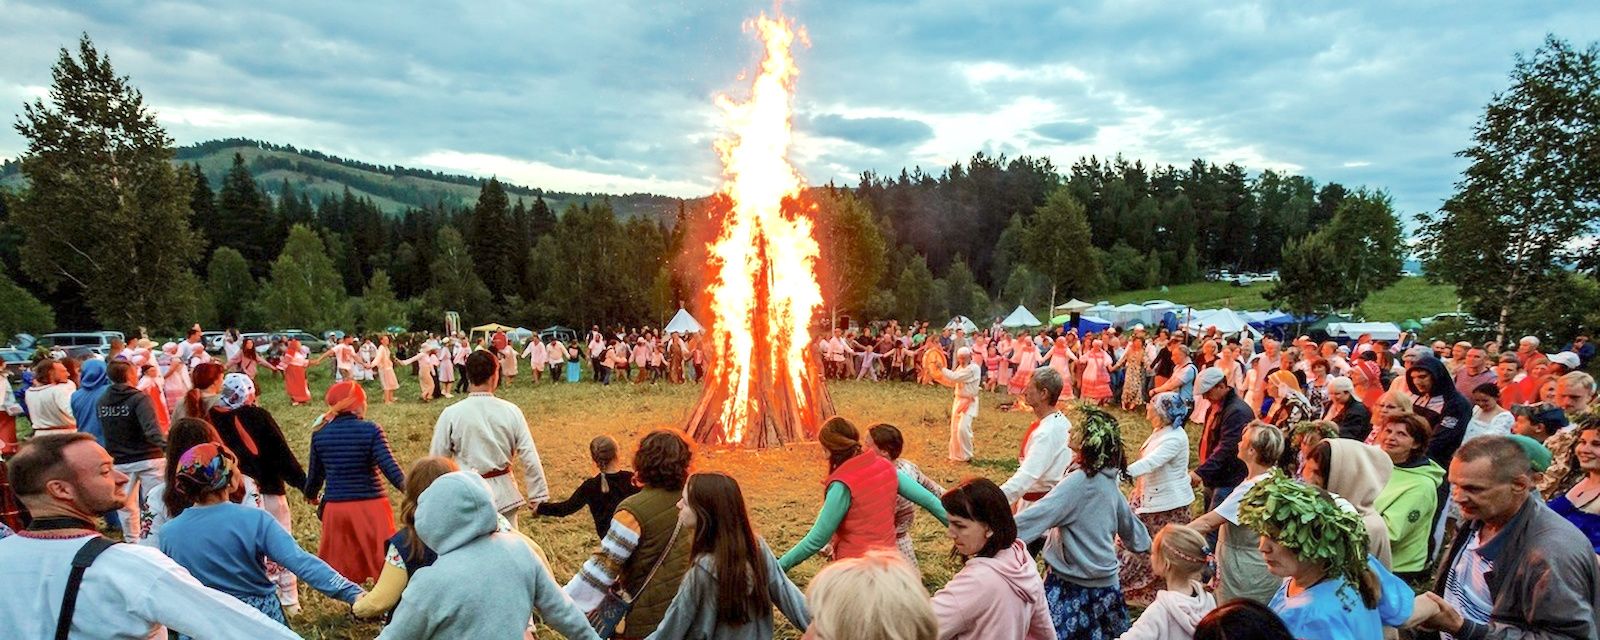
[1071,402,1124,477]
[1238,469,1369,605]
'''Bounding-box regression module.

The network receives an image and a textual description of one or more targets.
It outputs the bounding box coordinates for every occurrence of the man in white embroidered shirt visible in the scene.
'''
[430,351,550,526]
[999,367,1075,511]
[939,347,983,463]
[0,433,297,639]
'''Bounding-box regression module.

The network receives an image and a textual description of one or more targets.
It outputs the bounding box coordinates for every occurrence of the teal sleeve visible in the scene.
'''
[779,482,851,571]
[897,471,949,526]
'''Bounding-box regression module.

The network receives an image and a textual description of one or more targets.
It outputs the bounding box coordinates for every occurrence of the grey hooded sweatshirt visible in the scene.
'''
[377,472,599,640]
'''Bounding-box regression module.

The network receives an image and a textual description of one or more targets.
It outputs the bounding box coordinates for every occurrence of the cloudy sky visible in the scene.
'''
[2,1,1595,218]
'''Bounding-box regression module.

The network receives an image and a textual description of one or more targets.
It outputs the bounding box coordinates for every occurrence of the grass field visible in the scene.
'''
[1103,276,1460,322]
[246,365,1170,638]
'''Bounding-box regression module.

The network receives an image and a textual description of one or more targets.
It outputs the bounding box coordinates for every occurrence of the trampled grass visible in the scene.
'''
[258,365,1168,638]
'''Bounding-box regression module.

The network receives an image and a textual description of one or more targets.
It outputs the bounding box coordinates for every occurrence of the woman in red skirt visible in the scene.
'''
[305,381,405,583]
[278,339,311,406]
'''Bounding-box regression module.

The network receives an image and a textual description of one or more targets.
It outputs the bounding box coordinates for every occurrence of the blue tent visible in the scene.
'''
[1076,315,1113,334]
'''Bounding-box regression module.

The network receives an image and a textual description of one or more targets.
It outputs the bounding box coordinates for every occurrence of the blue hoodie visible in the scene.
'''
[70,359,110,443]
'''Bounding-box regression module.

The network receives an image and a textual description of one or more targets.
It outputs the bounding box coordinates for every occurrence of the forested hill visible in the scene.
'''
[1,138,694,221]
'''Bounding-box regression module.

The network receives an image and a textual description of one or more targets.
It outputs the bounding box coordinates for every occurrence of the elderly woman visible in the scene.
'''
[1265,370,1315,431]
[1374,414,1444,580]
[1119,392,1196,607]
[1322,377,1373,441]
[1365,390,1415,446]
[1351,358,1385,411]
[1304,358,1333,416]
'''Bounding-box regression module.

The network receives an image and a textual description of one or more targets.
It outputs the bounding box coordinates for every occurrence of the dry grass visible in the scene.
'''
[259,366,1168,638]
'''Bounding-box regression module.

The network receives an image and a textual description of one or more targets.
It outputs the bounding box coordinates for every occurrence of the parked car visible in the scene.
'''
[38,331,125,358]
[201,331,227,353]
[272,330,326,353]
[0,348,32,380]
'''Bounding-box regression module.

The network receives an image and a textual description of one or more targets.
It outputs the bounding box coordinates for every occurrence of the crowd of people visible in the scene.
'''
[0,313,1597,640]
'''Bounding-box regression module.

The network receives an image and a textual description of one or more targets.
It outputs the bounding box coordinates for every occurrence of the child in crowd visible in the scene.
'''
[536,435,641,539]
[867,423,945,567]
[1117,524,1218,640]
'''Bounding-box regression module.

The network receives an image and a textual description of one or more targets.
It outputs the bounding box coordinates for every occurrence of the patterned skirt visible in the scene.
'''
[1117,506,1194,607]
[1044,573,1129,640]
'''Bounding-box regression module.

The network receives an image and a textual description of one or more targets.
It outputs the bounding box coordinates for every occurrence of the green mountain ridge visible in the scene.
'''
[1,138,700,221]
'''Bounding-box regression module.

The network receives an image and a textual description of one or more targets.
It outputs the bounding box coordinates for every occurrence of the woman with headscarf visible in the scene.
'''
[1120,392,1197,607]
[277,339,311,406]
[160,443,363,624]
[1264,370,1314,432]
[1079,338,1114,405]
[1008,334,1040,410]
[779,417,948,572]
[306,381,405,583]
[1350,358,1385,412]
[1015,404,1150,639]
[208,372,309,611]
[1298,439,1395,568]
[1044,337,1078,403]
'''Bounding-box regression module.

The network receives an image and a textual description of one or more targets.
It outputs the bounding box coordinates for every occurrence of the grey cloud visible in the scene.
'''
[1033,121,1097,143]
[807,113,934,149]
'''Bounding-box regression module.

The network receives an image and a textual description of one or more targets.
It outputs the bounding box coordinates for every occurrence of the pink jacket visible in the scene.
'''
[930,540,1052,640]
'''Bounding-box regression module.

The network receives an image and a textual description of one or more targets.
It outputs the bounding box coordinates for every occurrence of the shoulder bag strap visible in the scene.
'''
[55,536,117,640]
[623,520,683,603]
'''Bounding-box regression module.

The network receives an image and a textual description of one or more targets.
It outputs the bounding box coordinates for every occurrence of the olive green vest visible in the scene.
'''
[618,487,692,637]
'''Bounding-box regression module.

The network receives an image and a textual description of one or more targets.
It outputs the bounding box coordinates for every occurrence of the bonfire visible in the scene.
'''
[685,12,834,448]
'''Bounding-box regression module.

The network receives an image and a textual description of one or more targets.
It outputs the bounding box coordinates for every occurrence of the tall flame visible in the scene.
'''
[703,12,824,445]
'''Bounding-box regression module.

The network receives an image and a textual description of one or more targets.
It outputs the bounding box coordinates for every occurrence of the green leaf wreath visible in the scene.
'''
[1237,469,1369,605]
[1070,401,1126,478]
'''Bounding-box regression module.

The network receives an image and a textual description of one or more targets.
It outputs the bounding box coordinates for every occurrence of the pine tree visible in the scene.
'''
[813,189,887,322]
[529,195,557,238]
[11,35,202,331]
[467,179,515,300]
[189,163,219,254]
[894,255,936,321]
[214,153,279,275]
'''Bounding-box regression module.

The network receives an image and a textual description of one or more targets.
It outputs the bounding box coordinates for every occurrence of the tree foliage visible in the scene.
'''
[814,188,887,321]
[1417,36,1600,342]
[258,225,347,331]
[357,269,409,333]
[206,247,257,329]
[10,35,202,332]
[1022,188,1102,309]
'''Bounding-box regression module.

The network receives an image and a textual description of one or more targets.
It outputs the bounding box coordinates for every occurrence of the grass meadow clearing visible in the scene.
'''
[252,364,1175,638]
[1104,276,1460,322]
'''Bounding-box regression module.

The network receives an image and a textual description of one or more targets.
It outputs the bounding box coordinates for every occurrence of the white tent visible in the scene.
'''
[1053,298,1094,314]
[1186,308,1257,336]
[1110,303,1154,328]
[944,315,978,333]
[1088,301,1116,318]
[1326,321,1403,341]
[1001,305,1043,328]
[664,308,704,334]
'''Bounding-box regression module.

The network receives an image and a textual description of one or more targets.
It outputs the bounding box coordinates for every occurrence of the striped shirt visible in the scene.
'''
[1442,530,1494,640]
